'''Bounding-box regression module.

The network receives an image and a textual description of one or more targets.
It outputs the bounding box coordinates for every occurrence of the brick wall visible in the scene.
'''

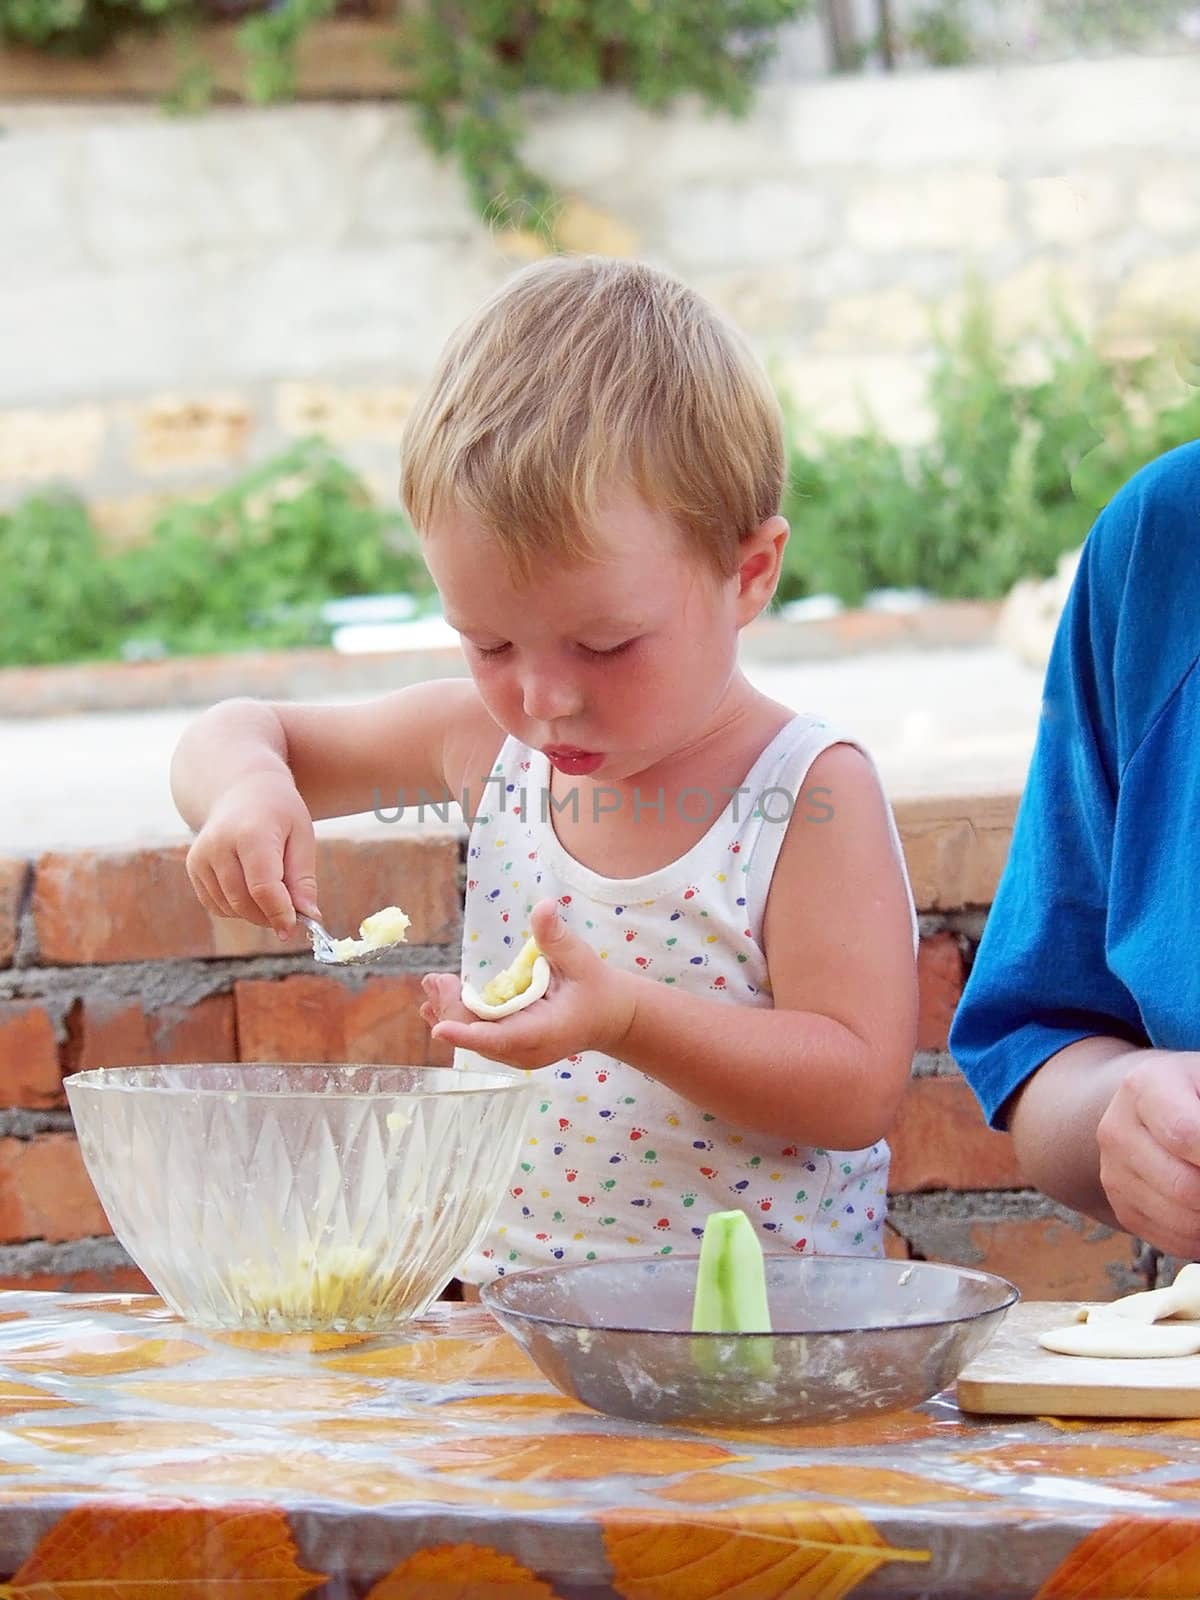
[0,801,1155,1303]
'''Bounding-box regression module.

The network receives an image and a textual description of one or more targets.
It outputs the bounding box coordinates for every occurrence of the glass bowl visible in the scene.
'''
[482,1254,1017,1426]
[66,1063,535,1332]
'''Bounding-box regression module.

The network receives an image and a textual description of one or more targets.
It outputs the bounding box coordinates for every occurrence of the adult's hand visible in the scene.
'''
[1097,1050,1200,1259]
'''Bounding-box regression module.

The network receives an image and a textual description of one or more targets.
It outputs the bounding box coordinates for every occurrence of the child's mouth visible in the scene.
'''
[543,746,604,776]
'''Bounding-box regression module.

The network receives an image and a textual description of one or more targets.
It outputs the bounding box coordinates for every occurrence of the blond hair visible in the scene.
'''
[400,255,784,579]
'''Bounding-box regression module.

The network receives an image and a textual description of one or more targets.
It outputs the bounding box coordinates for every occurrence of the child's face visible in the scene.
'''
[424,491,778,784]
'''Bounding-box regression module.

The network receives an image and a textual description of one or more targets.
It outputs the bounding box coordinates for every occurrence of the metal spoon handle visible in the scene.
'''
[298,914,338,961]
[297,913,395,967]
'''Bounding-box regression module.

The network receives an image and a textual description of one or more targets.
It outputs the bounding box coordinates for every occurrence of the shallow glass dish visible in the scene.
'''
[482,1255,1017,1426]
[66,1063,534,1332]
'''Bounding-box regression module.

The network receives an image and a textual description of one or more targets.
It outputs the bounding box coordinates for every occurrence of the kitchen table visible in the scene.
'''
[0,1291,1199,1596]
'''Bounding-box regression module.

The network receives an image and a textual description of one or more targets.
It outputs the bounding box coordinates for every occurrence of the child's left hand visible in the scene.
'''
[419,899,636,1070]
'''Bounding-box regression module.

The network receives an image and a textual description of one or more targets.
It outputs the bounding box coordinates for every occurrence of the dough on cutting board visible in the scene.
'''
[1084,1262,1200,1325]
[1039,1321,1200,1358]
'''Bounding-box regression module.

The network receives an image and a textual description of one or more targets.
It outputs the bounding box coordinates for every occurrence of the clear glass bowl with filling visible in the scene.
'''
[66,1063,535,1332]
[482,1255,1018,1426]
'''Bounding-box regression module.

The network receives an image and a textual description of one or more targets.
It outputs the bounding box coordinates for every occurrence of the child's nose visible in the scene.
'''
[521,669,582,723]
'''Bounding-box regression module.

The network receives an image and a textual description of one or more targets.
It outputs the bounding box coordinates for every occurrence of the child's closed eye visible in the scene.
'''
[467,639,636,660]
[579,638,637,659]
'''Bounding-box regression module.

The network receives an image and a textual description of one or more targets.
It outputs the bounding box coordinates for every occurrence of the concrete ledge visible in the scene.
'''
[0,600,1001,718]
[893,791,1019,912]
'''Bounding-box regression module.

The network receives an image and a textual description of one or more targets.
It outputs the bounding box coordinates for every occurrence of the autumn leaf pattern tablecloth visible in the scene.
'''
[2,1295,1200,1597]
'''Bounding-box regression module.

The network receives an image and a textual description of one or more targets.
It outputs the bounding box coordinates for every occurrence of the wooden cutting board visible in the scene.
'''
[957,1300,1200,1418]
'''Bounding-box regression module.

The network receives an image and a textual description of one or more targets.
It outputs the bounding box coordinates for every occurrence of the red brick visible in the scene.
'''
[0,1003,64,1109]
[916,931,964,1052]
[313,836,461,950]
[71,995,236,1071]
[0,1136,110,1243]
[234,973,454,1067]
[889,1075,1024,1193]
[33,835,460,964]
[0,857,27,967]
[895,794,1018,913]
[955,1215,1143,1303]
[0,1265,152,1294]
[35,847,219,964]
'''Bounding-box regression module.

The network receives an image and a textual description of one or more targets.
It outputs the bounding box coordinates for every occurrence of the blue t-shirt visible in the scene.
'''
[950,440,1200,1127]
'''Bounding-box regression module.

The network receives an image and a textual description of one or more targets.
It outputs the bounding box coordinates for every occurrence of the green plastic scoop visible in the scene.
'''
[691,1209,773,1334]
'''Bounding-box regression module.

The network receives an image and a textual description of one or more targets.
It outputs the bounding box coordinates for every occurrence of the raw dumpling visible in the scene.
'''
[461,937,550,1020]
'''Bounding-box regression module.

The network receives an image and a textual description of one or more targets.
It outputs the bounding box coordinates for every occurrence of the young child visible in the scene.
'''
[171,255,918,1283]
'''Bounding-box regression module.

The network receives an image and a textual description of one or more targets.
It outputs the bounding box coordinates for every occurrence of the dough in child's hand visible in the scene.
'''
[1039,1321,1200,1358]
[461,937,550,1019]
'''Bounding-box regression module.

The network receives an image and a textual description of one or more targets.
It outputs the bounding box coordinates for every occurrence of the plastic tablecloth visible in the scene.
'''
[1,1292,1200,1596]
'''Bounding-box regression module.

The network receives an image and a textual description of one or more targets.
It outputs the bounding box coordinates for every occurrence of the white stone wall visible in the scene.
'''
[3,53,1199,524]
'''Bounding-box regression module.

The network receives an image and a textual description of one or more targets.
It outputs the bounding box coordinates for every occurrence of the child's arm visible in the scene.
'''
[427,744,917,1151]
[609,742,916,1149]
[171,679,496,936]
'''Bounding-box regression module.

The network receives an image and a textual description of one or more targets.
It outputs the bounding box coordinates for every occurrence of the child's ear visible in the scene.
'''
[736,516,789,624]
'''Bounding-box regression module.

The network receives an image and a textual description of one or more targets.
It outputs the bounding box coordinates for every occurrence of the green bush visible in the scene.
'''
[0,495,125,666]
[779,301,1200,606]
[409,0,812,235]
[115,441,432,657]
[904,1,974,67]
[0,440,432,669]
[2,307,1198,669]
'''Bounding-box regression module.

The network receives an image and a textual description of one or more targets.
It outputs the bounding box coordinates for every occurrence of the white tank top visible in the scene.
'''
[456,712,916,1283]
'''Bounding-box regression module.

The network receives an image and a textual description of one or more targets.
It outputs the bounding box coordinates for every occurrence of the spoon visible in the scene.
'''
[298,914,401,968]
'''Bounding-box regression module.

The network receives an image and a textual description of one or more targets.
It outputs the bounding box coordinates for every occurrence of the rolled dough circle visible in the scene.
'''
[1038,1321,1200,1358]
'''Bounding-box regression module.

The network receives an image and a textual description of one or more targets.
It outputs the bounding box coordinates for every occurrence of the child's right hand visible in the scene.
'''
[184,772,322,938]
